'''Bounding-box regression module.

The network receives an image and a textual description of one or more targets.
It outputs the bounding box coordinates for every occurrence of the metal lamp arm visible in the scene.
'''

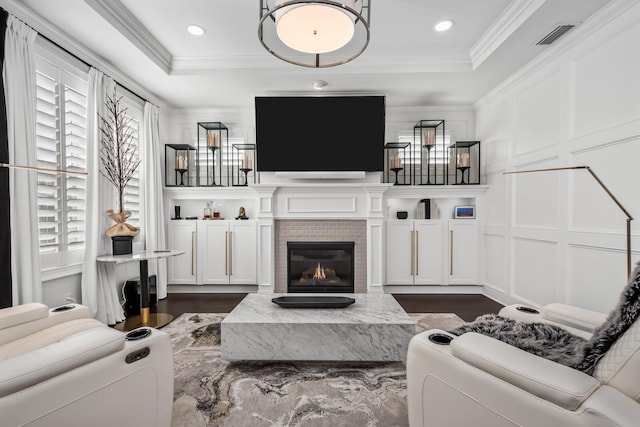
[503,165,633,278]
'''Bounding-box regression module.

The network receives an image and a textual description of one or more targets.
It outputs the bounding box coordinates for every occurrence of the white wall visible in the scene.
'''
[477,0,640,313]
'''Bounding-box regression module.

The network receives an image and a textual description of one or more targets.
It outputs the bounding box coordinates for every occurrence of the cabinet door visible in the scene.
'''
[386,221,415,285]
[448,220,478,284]
[228,220,257,285]
[167,221,197,285]
[414,221,442,285]
[199,221,229,285]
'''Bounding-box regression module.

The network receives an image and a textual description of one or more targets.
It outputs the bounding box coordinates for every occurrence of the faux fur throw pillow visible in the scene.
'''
[449,261,640,375]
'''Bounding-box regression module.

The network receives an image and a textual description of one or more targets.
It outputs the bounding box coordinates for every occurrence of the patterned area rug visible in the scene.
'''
[164,312,464,427]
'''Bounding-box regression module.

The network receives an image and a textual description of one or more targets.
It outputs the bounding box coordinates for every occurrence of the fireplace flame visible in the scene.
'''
[312,262,326,280]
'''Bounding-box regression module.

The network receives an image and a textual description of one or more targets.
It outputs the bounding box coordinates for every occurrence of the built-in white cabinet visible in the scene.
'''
[198,220,257,285]
[167,219,257,286]
[384,186,486,288]
[167,221,198,284]
[448,219,478,284]
[386,220,442,285]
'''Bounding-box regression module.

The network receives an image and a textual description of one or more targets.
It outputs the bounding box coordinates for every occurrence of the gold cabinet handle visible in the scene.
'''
[450,230,454,275]
[415,230,419,276]
[191,231,195,275]
[228,231,233,276]
[225,231,228,276]
[410,230,415,276]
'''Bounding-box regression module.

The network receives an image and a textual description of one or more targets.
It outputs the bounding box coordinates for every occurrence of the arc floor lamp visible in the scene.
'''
[504,166,634,278]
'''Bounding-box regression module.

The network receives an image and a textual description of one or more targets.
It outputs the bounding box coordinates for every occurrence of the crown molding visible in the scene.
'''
[0,0,168,109]
[83,0,172,74]
[469,0,546,70]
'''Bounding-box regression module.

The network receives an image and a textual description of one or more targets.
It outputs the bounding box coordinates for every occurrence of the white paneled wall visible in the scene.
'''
[477,0,640,313]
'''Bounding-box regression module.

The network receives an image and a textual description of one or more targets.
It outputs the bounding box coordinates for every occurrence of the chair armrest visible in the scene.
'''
[542,303,606,333]
[0,303,49,329]
[584,386,640,427]
[0,304,93,347]
[451,332,600,411]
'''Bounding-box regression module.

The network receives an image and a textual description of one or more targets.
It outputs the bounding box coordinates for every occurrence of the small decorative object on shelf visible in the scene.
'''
[236,206,249,220]
[454,205,476,218]
[414,120,446,185]
[384,142,411,185]
[165,144,196,186]
[204,201,213,219]
[197,122,229,186]
[449,140,480,184]
[232,143,256,186]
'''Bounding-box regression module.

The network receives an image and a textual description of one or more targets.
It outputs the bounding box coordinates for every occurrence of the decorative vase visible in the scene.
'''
[111,235,134,255]
[106,209,140,255]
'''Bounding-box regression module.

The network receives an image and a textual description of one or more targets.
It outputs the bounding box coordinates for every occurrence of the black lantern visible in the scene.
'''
[197,122,229,186]
[413,120,446,185]
[165,144,196,186]
[232,143,256,186]
[449,140,481,184]
[384,142,411,185]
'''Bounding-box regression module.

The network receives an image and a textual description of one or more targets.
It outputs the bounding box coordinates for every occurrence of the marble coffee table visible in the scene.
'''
[221,293,416,362]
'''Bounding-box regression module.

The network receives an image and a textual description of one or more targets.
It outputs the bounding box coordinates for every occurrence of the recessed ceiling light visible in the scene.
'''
[312,80,328,90]
[435,20,453,32]
[187,24,206,36]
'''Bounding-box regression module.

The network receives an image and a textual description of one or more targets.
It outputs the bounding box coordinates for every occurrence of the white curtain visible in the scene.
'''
[140,102,168,299]
[81,68,124,324]
[4,15,41,305]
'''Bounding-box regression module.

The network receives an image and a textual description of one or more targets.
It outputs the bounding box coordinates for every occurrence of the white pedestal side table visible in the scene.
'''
[97,249,184,331]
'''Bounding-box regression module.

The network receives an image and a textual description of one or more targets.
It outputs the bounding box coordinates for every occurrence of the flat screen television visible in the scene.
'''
[255,95,385,173]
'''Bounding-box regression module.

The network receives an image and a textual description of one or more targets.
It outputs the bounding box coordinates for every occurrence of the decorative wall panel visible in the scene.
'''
[513,69,564,156]
[512,159,559,229]
[484,233,507,293]
[570,139,640,233]
[573,23,640,138]
[512,237,558,304]
[567,244,629,312]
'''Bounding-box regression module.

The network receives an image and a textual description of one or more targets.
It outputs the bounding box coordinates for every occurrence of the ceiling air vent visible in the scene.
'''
[536,24,577,45]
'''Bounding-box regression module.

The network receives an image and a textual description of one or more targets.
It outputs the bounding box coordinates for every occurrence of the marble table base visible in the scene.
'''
[221,293,416,362]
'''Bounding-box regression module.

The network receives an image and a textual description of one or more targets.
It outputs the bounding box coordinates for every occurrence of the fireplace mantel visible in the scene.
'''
[250,183,392,220]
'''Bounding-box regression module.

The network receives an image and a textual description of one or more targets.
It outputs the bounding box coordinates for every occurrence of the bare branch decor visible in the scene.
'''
[100,90,140,239]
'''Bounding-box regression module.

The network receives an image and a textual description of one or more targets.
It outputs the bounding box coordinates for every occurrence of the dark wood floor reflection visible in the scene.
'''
[153,293,503,322]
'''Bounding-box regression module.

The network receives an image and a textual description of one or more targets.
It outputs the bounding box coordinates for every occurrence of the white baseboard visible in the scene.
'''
[383,285,483,294]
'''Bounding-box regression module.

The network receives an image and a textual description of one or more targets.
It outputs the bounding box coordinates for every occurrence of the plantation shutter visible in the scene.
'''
[35,69,60,253]
[116,96,143,231]
[35,58,87,257]
[123,110,140,227]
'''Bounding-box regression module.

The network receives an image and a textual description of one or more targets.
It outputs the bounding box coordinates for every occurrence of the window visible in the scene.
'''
[35,52,88,269]
[35,41,143,270]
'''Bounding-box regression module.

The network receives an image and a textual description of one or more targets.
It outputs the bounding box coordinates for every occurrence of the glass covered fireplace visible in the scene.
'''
[287,241,355,293]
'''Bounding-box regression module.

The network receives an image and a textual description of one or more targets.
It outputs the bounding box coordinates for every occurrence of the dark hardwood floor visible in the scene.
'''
[153,293,503,322]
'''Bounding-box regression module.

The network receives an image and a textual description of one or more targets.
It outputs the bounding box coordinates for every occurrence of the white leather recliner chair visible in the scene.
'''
[0,302,174,427]
[407,299,640,426]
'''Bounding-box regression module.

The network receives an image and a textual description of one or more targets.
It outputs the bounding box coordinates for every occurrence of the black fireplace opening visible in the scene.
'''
[287,241,355,293]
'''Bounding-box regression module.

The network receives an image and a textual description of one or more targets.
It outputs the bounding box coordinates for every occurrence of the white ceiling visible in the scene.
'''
[10,0,611,110]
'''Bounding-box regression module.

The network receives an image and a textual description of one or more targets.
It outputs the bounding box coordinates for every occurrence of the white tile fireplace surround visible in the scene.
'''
[274,220,367,293]
[253,183,390,294]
